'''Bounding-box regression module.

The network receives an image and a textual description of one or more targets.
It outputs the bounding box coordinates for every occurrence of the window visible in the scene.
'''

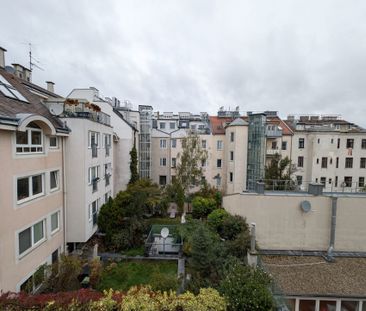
[160,139,167,149]
[169,122,175,130]
[171,139,176,148]
[344,176,352,187]
[335,176,338,187]
[16,127,43,153]
[160,158,167,166]
[49,136,58,148]
[230,132,234,142]
[104,134,111,156]
[230,151,234,161]
[330,158,333,165]
[217,140,223,150]
[298,138,305,149]
[51,212,59,233]
[159,122,166,129]
[281,141,287,150]
[359,177,365,188]
[217,159,222,168]
[159,175,167,186]
[316,158,319,164]
[329,178,332,184]
[90,200,98,226]
[321,157,327,168]
[88,131,99,148]
[320,177,326,187]
[361,158,366,168]
[317,138,320,144]
[345,157,353,168]
[191,124,196,130]
[50,170,59,191]
[229,172,233,182]
[0,74,28,100]
[346,139,354,149]
[88,166,99,184]
[171,157,176,168]
[202,140,207,149]
[296,175,303,185]
[20,264,45,293]
[336,157,339,168]
[362,139,366,149]
[271,141,277,149]
[18,220,46,256]
[297,156,304,168]
[104,163,111,186]
[17,174,44,203]
[331,138,334,144]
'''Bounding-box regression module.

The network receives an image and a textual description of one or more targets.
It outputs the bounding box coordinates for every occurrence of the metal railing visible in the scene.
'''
[64,102,111,126]
[250,179,366,194]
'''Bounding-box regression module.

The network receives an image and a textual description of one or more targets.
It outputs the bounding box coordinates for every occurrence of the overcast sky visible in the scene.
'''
[1,0,366,126]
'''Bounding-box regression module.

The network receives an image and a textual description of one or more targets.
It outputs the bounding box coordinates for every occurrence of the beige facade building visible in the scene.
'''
[0,55,69,292]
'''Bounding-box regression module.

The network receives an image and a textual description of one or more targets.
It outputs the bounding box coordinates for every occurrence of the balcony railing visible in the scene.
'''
[266,149,280,156]
[64,102,111,126]
[266,128,282,138]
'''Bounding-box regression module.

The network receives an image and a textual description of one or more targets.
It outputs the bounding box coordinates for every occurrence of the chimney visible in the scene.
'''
[0,47,6,68]
[12,63,31,81]
[46,81,55,93]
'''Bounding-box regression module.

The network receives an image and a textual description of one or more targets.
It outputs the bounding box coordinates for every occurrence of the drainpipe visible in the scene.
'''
[326,197,337,262]
[62,137,67,254]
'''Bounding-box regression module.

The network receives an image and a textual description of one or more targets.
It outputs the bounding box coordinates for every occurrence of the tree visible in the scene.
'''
[265,154,295,190]
[128,144,139,185]
[207,209,230,234]
[164,180,185,213]
[176,132,208,193]
[220,259,275,311]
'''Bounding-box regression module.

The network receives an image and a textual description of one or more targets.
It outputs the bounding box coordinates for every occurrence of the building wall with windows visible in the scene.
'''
[63,117,113,244]
[0,118,66,292]
[291,131,366,192]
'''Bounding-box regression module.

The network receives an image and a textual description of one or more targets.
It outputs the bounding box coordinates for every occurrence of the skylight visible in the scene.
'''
[0,74,29,103]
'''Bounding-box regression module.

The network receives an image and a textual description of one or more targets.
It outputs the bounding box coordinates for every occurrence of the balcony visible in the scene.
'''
[64,101,111,126]
[266,149,281,156]
[266,127,282,138]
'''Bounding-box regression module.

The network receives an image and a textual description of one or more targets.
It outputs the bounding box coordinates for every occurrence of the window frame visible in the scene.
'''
[50,211,60,235]
[217,159,222,168]
[171,139,177,148]
[50,170,59,192]
[88,131,100,148]
[160,139,167,149]
[321,157,328,169]
[217,140,223,150]
[18,219,46,258]
[49,136,59,149]
[297,156,304,168]
[281,141,287,150]
[346,138,354,149]
[345,157,353,169]
[298,138,305,149]
[362,139,366,149]
[230,132,234,142]
[17,174,45,204]
[160,157,167,167]
[361,158,366,169]
[16,128,43,154]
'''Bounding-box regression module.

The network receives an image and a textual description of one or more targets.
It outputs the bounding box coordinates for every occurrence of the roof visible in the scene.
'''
[262,255,366,298]
[227,118,248,127]
[0,67,68,133]
[267,116,293,135]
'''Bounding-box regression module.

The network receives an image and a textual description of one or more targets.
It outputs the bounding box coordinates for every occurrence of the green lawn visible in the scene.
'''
[98,260,178,292]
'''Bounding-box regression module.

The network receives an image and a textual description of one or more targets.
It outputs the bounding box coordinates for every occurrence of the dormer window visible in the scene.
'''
[16,123,43,153]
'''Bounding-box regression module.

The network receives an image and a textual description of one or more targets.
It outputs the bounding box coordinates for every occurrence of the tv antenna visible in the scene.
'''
[25,43,44,72]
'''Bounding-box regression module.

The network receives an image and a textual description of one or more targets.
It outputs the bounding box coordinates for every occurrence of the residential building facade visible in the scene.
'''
[0,53,69,292]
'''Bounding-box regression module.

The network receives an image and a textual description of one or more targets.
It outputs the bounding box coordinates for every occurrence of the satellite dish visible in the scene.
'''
[161,227,169,239]
[49,103,63,116]
[300,200,311,213]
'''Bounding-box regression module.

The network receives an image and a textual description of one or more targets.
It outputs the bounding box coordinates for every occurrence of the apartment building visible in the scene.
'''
[0,49,69,292]
[60,94,113,247]
[286,115,366,192]
[67,88,138,195]
[151,112,210,187]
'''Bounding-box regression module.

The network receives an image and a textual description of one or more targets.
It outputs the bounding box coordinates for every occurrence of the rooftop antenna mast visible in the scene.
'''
[28,43,44,72]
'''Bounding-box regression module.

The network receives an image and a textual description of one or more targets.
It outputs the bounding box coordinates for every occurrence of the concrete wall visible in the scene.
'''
[223,192,366,252]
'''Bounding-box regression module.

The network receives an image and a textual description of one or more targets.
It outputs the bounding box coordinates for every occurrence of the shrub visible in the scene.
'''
[150,270,179,292]
[192,196,216,219]
[221,215,249,241]
[207,209,229,233]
